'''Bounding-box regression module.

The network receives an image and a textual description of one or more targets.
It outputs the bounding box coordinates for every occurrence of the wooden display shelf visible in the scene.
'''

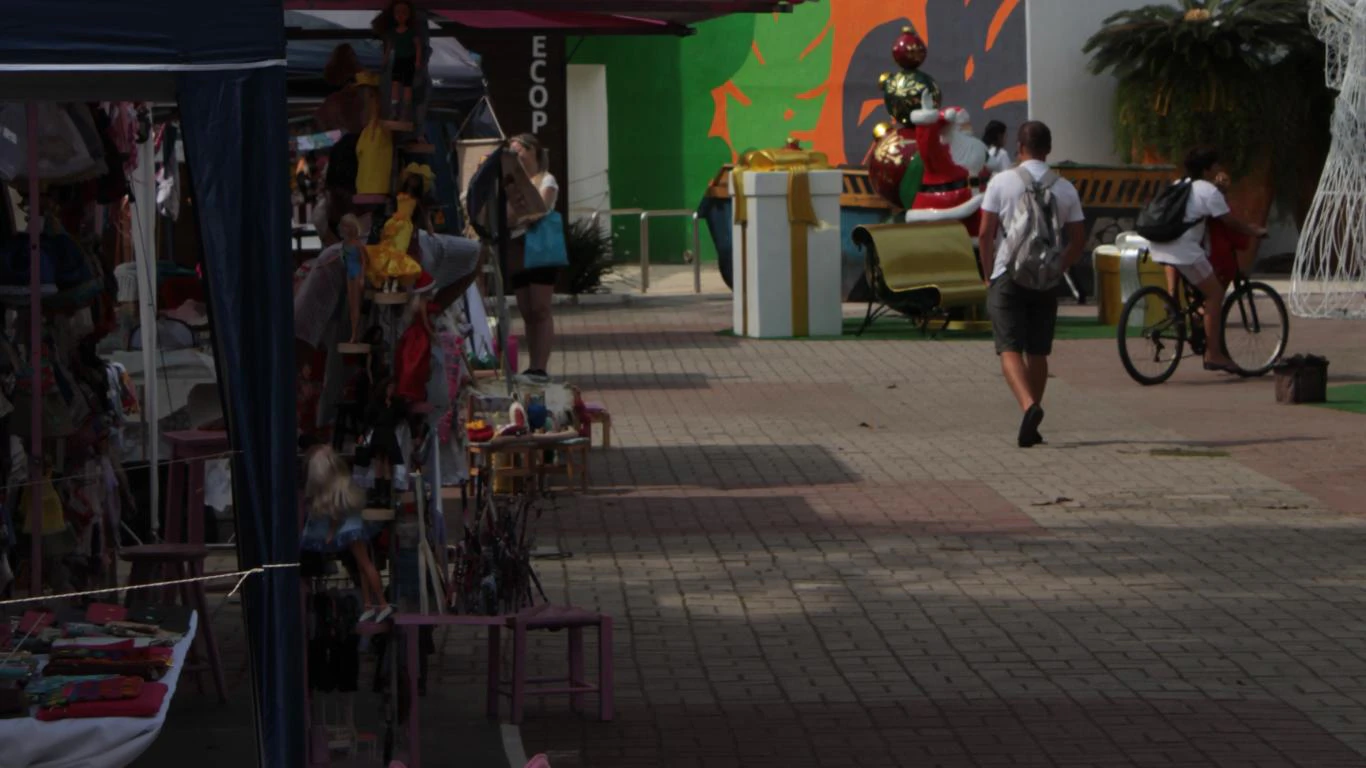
[361,507,395,521]
[372,291,408,305]
[337,342,372,355]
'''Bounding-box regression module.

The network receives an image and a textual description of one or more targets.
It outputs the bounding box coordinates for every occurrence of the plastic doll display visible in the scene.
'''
[395,272,436,403]
[365,163,433,293]
[339,214,369,347]
[301,445,392,624]
[356,376,408,511]
[372,0,424,126]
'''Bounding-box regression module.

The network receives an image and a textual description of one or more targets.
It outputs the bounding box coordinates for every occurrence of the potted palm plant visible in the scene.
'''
[1084,0,1333,227]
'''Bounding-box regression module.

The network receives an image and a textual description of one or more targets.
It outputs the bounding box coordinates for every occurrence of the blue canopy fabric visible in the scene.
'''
[0,0,284,66]
[286,10,485,106]
[0,3,302,767]
[178,67,303,768]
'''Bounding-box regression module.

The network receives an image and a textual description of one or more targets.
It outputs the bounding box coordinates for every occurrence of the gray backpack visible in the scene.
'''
[1001,166,1066,290]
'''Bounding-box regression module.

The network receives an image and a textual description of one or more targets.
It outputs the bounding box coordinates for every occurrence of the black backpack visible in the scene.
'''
[1135,179,1197,243]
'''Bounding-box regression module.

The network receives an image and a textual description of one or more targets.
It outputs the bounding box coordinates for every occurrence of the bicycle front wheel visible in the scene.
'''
[1222,281,1289,377]
[1118,286,1186,385]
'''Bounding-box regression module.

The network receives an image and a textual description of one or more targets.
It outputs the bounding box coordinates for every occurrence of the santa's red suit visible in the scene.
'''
[905,103,984,237]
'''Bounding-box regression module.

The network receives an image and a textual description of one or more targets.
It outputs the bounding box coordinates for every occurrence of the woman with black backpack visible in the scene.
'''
[1140,147,1267,375]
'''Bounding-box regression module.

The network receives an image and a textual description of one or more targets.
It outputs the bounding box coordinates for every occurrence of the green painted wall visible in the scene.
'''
[571,0,1028,265]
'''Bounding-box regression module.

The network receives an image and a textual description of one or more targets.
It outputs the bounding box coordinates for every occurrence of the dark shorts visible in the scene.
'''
[510,267,559,291]
[392,56,416,87]
[988,276,1059,356]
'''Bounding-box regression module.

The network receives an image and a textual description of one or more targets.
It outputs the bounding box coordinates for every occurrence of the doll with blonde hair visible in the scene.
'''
[339,213,369,345]
[301,444,392,624]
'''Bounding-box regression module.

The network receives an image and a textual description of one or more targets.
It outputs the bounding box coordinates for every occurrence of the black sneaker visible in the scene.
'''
[1018,404,1045,448]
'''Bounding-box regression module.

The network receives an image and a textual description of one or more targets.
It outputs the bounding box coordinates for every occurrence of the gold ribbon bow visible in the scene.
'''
[733,146,831,337]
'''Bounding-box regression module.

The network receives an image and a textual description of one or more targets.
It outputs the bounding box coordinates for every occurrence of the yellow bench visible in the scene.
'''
[851,221,987,336]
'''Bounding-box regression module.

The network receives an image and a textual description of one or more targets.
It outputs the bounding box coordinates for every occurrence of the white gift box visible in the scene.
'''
[730,169,843,338]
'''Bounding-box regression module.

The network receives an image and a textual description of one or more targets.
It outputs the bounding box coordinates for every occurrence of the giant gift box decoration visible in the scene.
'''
[730,146,842,338]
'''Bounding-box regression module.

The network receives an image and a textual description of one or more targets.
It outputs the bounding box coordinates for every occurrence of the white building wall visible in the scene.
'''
[1026,0,1162,164]
[566,64,611,226]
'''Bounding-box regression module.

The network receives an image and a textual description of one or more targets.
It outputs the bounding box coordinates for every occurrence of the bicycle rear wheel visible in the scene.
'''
[1118,286,1186,385]
[1222,280,1289,377]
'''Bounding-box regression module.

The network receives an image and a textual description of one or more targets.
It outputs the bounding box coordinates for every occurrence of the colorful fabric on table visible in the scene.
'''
[35,681,167,721]
[45,675,144,708]
[21,674,117,702]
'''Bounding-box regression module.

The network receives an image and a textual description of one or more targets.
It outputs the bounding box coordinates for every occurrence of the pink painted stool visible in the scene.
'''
[583,403,611,449]
[498,604,614,724]
[159,430,231,546]
[120,429,230,703]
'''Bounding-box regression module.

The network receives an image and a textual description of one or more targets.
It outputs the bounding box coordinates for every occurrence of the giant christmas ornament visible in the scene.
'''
[867,122,922,209]
[879,28,941,126]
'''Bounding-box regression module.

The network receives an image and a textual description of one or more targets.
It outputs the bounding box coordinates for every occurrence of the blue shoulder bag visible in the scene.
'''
[523,210,569,269]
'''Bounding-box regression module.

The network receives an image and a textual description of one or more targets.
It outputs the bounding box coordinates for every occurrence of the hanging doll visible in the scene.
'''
[356,375,408,511]
[372,0,424,125]
[339,214,369,346]
[301,444,392,624]
[364,163,433,293]
[394,272,435,404]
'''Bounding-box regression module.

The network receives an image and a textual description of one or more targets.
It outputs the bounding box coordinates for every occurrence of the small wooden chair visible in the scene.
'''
[496,604,614,725]
[582,403,612,449]
[120,429,230,703]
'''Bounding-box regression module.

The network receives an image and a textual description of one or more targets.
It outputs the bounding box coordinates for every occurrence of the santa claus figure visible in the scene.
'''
[947,108,989,192]
[904,94,985,237]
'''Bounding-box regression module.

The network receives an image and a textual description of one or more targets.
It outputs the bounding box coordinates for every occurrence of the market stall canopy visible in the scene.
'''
[286,10,484,101]
[437,10,688,35]
[282,0,805,28]
[0,3,304,767]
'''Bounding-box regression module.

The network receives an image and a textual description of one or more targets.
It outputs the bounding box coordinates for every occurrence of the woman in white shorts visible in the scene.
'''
[1147,147,1267,374]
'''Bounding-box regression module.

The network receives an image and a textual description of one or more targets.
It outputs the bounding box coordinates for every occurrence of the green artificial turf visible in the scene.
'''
[718,316,1129,342]
[1311,384,1366,416]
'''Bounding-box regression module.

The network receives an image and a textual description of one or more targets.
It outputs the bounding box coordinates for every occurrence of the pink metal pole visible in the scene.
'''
[26,102,42,595]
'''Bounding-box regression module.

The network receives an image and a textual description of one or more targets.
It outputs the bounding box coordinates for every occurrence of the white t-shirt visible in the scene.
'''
[536,172,560,210]
[511,172,560,238]
[1146,179,1229,266]
[981,159,1085,280]
[986,146,1012,175]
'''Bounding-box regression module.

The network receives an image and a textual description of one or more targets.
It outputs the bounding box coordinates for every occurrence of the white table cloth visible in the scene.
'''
[0,611,198,768]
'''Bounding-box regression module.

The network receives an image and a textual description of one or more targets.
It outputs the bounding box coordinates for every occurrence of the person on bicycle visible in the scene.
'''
[1147,147,1267,374]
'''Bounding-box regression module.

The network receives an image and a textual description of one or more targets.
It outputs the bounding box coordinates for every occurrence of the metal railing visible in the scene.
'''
[573,207,704,294]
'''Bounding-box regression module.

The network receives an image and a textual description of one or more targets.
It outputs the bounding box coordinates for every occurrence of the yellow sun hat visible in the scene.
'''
[400,162,436,194]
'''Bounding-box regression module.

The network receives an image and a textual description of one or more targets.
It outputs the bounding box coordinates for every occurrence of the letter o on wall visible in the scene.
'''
[529,84,548,109]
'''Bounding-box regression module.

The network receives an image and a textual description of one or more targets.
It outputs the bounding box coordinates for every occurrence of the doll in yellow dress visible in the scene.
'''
[365,163,434,291]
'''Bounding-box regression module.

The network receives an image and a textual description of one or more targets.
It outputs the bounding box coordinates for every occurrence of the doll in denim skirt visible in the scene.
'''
[301,444,392,624]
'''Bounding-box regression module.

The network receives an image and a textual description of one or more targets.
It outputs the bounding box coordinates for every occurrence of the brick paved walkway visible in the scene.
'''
[433,295,1366,768]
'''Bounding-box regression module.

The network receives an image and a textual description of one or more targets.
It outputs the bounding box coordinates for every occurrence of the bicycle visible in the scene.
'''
[1117,251,1289,385]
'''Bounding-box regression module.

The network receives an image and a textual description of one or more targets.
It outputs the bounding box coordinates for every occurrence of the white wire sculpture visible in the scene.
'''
[1294,0,1366,319]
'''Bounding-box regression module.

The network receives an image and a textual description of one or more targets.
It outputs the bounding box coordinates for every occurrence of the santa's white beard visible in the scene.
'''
[949,130,988,177]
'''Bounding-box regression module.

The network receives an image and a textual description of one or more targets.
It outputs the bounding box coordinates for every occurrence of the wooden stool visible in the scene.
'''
[583,403,611,448]
[537,438,590,492]
[497,604,614,724]
[159,430,231,545]
[122,545,227,703]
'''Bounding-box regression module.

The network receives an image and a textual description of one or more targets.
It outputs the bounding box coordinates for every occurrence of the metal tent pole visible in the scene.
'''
[25,102,42,595]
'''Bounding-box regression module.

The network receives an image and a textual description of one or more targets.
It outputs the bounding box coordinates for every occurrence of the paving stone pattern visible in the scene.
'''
[438,295,1366,768]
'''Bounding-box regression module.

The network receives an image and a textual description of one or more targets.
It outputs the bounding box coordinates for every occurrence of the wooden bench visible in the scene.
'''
[851,221,987,336]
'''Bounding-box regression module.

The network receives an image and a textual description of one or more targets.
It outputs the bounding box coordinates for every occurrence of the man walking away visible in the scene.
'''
[977,121,1086,447]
